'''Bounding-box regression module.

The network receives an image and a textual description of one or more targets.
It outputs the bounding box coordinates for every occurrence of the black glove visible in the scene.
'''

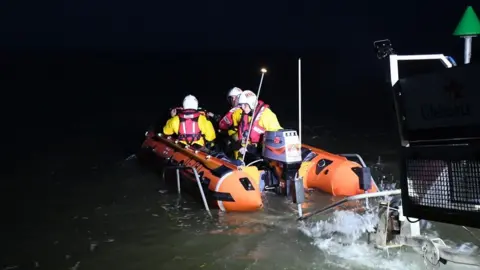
[205,111,221,122]
[212,114,221,122]
[246,144,258,155]
[231,140,242,151]
[205,141,215,150]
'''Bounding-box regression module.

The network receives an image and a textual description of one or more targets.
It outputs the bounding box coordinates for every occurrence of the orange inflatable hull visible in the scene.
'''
[298,145,378,196]
[140,132,263,212]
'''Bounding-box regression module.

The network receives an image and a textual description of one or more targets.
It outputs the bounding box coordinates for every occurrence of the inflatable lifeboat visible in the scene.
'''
[139,129,378,212]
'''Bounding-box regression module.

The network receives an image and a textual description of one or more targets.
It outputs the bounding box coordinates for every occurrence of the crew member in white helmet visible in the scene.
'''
[218,87,243,138]
[231,90,282,159]
[163,95,216,148]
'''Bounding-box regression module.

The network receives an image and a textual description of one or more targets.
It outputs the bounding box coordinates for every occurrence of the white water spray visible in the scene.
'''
[299,210,479,270]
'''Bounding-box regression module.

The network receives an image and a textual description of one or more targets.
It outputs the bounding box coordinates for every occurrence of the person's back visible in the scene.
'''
[163,95,216,147]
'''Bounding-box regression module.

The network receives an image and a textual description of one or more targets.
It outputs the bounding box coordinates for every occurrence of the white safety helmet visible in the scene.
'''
[227,87,243,107]
[182,94,199,110]
[237,90,257,110]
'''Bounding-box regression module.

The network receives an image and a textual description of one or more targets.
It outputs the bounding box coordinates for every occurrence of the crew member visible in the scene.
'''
[232,90,282,159]
[163,95,216,148]
[218,87,243,139]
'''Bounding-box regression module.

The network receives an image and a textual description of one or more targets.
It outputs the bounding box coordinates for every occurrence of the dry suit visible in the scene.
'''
[163,109,216,147]
[231,100,282,159]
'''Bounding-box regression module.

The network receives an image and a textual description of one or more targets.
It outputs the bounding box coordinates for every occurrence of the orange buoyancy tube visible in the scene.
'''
[298,144,378,196]
[206,167,263,212]
[141,133,263,212]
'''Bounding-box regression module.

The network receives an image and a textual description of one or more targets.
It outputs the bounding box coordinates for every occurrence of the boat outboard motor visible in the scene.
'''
[262,130,305,204]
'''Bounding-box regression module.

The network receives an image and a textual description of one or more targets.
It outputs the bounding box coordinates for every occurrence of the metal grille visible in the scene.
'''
[406,159,480,212]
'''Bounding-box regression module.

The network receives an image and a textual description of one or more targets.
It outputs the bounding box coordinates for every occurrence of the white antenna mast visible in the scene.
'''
[241,68,267,163]
[298,58,302,144]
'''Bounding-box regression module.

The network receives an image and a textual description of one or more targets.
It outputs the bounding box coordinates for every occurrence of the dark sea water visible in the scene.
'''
[2,51,479,270]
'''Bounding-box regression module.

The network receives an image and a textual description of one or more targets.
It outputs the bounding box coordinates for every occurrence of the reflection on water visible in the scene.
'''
[3,128,480,270]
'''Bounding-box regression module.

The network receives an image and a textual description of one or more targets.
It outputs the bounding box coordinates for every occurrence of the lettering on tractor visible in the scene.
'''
[421,79,471,121]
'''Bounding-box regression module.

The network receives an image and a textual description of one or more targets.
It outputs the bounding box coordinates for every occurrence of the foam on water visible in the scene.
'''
[299,210,420,270]
[299,210,480,270]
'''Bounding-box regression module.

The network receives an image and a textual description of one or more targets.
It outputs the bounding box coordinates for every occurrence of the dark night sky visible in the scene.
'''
[0,0,477,53]
[1,0,478,94]
[2,0,479,155]
[1,1,477,99]
[1,0,478,104]
[0,0,479,177]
